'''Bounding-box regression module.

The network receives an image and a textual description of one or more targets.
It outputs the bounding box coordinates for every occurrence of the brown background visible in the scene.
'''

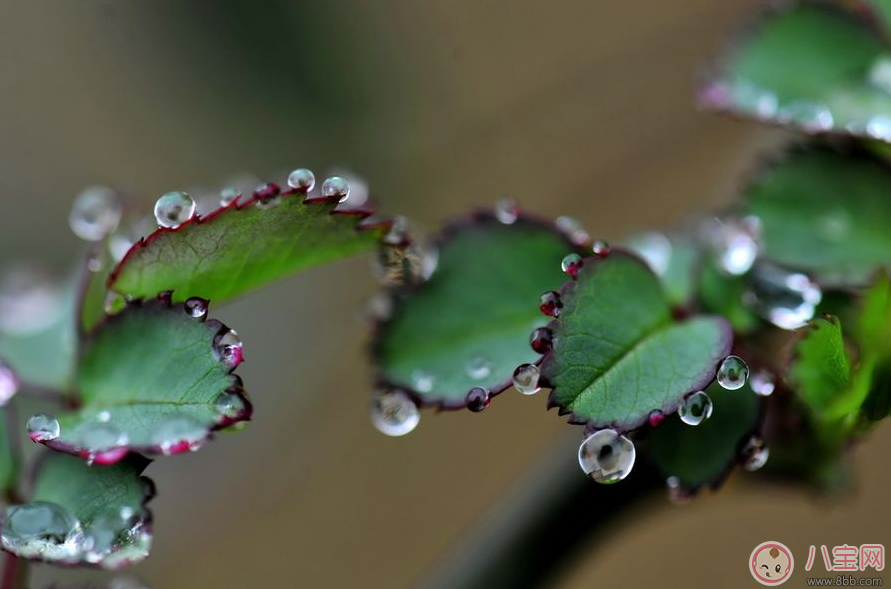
[0,1,887,587]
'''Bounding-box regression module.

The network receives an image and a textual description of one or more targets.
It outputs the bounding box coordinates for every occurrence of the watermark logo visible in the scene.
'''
[750,541,795,585]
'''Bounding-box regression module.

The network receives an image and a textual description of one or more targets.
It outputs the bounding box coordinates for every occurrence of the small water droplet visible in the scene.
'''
[530,327,553,354]
[867,115,891,141]
[626,232,672,276]
[539,291,563,317]
[69,187,123,241]
[0,361,19,406]
[561,253,583,277]
[1,501,85,562]
[411,369,435,393]
[150,416,206,454]
[647,410,665,427]
[578,429,636,484]
[104,291,126,314]
[219,187,242,207]
[703,216,761,276]
[96,410,112,423]
[153,191,196,229]
[184,297,209,320]
[370,389,419,437]
[591,240,610,257]
[512,363,541,395]
[213,328,243,368]
[556,216,590,246]
[745,263,822,330]
[776,101,834,132]
[28,413,61,442]
[869,55,891,94]
[321,176,350,203]
[465,387,491,412]
[749,369,775,397]
[253,182,281,209]
[287,168,316,192]
[741,436,770,471]
[213,390,247,420]
[678,391,713,425]
[494,197,520,224]
[717,355,749,390]
[466,354,492,380]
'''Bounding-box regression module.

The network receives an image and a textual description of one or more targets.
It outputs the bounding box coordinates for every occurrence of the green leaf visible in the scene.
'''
[36,294,251,462]
[374,213,579,408]
[703,2,891,140]
[541,252,733,432]
[649,381,761,492]
[109,190,387,304]
[745,147,891,286]
[857,271,891,354]
[2,453,153,567]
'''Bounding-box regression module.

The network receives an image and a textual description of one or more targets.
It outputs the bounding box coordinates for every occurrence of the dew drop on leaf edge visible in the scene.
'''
[678,391,713,426]
[153,191,196,229]
[578,429,635,484]
[369,389,419,437]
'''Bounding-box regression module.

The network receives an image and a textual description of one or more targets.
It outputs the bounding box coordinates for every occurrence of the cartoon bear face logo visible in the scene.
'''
[750,541,794,585]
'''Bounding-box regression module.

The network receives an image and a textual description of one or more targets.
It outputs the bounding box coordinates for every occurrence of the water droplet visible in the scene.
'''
[867,115,891,141]
[626,232,672,276]
[530,327,553,354]
[745,263,822,330]
[538,290,563,317]
[678,391,713,425]
[213,328,243,368]
[411,369,435,393]
[219,187,242,207]
[578,429,636,484]
[252,182,281,209]
[466,354,492,380]
[591,240,610,257]
[183,297,209,320]
[561,253,583,277]
[666,476,692,504]
[703,216,761,276]
[869,55,891,94]
[321,176,350,203]
[749,369,775,397]
[28,413,61,442]
[287,168,316,192]
[512,364,541,395]
[82,510,128,564]
[776,101,834,132]
[104,291,126,314]
[465,387,491,412]
[150,416,206,454]
[494,197,520,224]
[717,355,749,390]
[369,389,419,436]
[647,410,665,427]
[1,501,85,562]
[0,361,19,406]
[153,191,196,229]
[213,390,247,420]
[741,436,770,472]
[69,186,123,241]
[556,216,590,246]
[99,519,152,569]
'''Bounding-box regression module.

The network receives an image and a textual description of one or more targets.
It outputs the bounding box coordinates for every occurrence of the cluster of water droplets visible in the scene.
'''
[0,500,150,568]
[578,429,636,484]
[674,355,750,427]
[373,216,439,287]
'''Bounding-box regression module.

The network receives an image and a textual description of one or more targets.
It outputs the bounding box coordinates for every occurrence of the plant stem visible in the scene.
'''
[418,433,662,589]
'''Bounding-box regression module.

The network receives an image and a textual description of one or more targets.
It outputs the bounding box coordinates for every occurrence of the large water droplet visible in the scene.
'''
[0,361,19,406]
[466,354,492,380]
[1,502,85,562]
[28,413,61,442]
[530,327,553,354]
[287,168,316,192]
[411,369,435,393]
[717,355,749,390]
[704,216,761,276]
[153,191,196,229]
[626,232,672,276]
[69,187,123,241]
[150,416,206,454]
[465,387,491,412]
[494,197,519,224]
[183,297,209,320]
[321,176,350,203]
[678,391,713,426]
[578,429,636,484]
[561,253,583,277]
[213,329,243,368]
[749,369,775,397]
[370,389,419,437]
[741,436,770,471]
[745,263,822,330]
[556,216,590,246]
[512,364,541,395]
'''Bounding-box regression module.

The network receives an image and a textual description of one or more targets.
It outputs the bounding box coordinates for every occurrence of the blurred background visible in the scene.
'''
[0,0,887,587]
